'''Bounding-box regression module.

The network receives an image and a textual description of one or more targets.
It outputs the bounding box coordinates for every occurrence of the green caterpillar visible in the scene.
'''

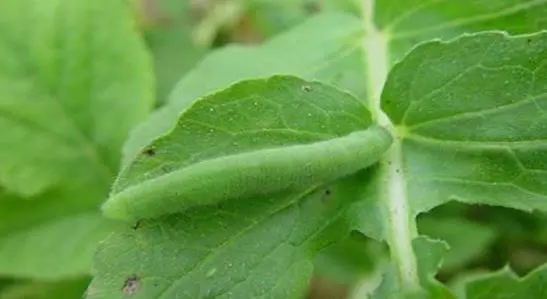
[102,125,392,221]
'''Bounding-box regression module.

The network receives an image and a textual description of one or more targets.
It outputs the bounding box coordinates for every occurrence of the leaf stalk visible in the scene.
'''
[362,0,421,291]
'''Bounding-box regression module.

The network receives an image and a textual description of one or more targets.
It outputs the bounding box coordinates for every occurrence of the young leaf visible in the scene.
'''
[90,76,391,298]
[0,0,153,279]
[465,264,547,299]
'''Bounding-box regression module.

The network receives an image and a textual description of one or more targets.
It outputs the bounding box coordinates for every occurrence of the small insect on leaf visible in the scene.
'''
[301,85,313,92]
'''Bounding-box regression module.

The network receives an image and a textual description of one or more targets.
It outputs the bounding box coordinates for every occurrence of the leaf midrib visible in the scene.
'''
[362,0,420,292]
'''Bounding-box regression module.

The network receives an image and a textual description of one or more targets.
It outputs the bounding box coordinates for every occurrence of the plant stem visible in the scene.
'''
[361,0,421,291]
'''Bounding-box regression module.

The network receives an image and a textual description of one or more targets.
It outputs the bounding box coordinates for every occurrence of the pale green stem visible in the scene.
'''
[362,0,420,292]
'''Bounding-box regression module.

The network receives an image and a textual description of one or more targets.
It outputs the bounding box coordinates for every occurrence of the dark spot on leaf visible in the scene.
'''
[142,146,156,156]
[304,1,321,13]
[132,220,141,230]
[527,38,533,45]
[321,188,333,203]
[122,275,140,296]
[302,85,313,92]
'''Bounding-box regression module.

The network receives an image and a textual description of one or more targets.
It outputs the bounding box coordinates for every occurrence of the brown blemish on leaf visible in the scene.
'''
[321,188,332,203]
[302,85,313,92]
[142,146,156,157]
[304,1,322,14]
[122,275,140,296]
[132,220,142,230]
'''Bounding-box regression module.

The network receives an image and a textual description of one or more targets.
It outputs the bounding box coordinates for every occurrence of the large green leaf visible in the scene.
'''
[382,32,547,214]
[89,76,391,298]
[356,30,547,296]
[0,0,153,196]
[0,0,153,279]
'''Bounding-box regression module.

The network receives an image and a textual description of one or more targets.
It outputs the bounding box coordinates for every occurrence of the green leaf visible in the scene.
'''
[0,0,153,196]
[89,76,391,298]
[90,176,368,299]
[0,0,153,279]
[314,233,382,284]
[375,0,547,62]
[418,217,497,271]
[465,264,547,299]
[0,207,119,279]
[0,279,88,299]
[139,0,208,105]
[244,0,361,37]
[383,31,547,214]
[358,30,547,294]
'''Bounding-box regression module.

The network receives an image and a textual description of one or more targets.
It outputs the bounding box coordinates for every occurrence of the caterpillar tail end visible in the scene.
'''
[101,195,134,222]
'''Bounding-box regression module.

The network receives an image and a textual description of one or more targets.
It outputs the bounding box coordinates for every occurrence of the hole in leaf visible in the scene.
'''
[122,275,140,295]
[302,85,313,92]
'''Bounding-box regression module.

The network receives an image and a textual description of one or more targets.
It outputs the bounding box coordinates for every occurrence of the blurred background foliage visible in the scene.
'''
[1,0,546,298]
